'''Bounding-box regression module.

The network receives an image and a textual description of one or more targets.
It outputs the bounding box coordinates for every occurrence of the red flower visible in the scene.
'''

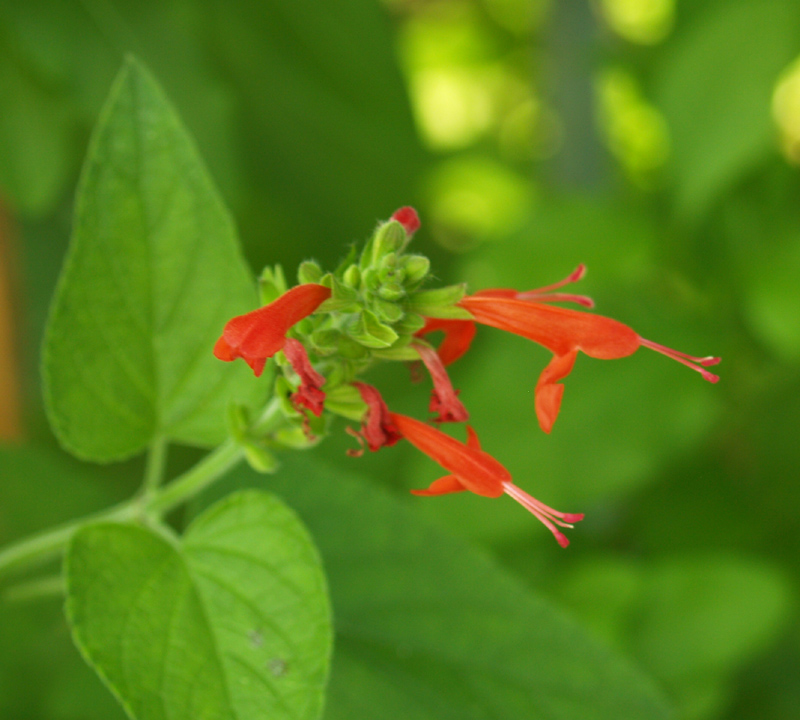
[348,382,402,454]
[418,266,720,433]
[213,283,331,377]
[283,338,326,417]
[412,341,468,423]
[390,413,584,547]
[391,206,421,235]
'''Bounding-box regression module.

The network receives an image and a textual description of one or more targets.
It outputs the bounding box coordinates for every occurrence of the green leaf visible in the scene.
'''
[42,57,263,461]
[215,456,672,720]
[655,0,800,219]
[65,490,332,720]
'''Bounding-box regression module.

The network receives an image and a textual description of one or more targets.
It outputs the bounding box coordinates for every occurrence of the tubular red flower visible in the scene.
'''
[283,338,326,417]
[348,383,402,454]
[412,341,469,423]
[391,206,421,235]
[213,283,331,377]
[415,317,477,366]
[391,413,583,547]
[458,294,720,432]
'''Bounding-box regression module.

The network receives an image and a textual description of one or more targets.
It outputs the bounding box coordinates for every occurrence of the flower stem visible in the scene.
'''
[3,575,66,603]
[0,397,288,588]
[145,439,243,516]
[142,436,168,497]
[0,501,135,582]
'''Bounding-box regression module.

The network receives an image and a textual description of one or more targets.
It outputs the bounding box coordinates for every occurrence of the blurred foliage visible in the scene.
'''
[2,0,800,719]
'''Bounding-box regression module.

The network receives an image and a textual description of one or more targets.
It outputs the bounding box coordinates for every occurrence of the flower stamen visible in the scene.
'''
[502,481,584,547]
[639,337,721,383]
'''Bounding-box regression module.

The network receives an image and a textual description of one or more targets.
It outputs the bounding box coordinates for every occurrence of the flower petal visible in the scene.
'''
[416,317,477,366]
[458,297,640,359]
[283,338,326,416]
[214,283,331,376]
[351,383,402,452]
[410,474,466,496]
[389,413,506,497]
[413,341,469,423]
[535,350,578,434]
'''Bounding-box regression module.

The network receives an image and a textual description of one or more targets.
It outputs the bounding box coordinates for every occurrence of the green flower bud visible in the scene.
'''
[377,282,405,301]
[372,298,404,324]
[401,255,431,287]
[226,402,251,443]
[379,252,398,271]
[258,264,287,305]
[370,219,406,264]
[317,274,361,313]
[350,309,400,348]
[243,442,279,474]
[297,260,323,285]
[343,264,361,288]
[362,268,381,292]
[323,383,368,421]
[309,329,342,355]
[406,284,473,319]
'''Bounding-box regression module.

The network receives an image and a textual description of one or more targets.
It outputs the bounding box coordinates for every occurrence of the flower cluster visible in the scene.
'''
[214,208,720,547]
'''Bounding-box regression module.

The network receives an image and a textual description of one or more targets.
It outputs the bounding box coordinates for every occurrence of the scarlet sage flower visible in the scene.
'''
[412,341,468,423]
[213,283,331,377]
[418,265,720,433]
[283,338,326,417]
[390,412,584,547]
[348,382,402,454]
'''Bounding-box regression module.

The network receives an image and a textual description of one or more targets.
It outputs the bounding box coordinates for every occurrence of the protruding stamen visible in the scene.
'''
[516,291,595,308]
[528,264,587,294]
[502,481,584,547]
[639,337,721,383]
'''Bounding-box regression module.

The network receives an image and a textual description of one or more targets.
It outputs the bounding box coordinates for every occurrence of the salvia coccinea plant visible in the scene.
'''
[214,204,719,547]
[0,58,718,720]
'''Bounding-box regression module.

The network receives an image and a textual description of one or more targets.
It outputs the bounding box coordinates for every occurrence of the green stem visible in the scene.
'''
[145,439,243,515]
[0,397,287,586]
[0,501,135,582]
[142,436,168,497]
[3,575,66,603]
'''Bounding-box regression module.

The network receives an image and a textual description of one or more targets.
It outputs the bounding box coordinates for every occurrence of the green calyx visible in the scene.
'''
[258,212,472,442]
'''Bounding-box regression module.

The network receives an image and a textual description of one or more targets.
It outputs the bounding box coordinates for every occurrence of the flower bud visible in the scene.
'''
[309,329,342,355]
[370,220,406,264]
[372,298,404,324]
[243,442,279,473]
[362,268,381,292]
[377,282,405,301]
[297,260,323,285]
[351,309,400,348]
[258,265,287,305]
[343,264,361,288]
[401,255,430,287]
[407,284,473,319]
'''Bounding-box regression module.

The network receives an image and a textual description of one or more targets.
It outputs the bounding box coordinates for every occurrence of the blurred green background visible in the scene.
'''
[1,0,799,718]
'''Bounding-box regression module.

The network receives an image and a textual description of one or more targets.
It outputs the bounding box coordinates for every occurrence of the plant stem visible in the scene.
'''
[3,575,66,603]
[0,501,135,582]
[145,439,243,516]
[0,396,287,586]
[142,436,168,497]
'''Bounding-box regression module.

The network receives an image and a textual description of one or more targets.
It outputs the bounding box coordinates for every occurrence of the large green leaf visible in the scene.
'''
[42,57,262,461]
[66,490,332,720]
[212,456,673,720]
